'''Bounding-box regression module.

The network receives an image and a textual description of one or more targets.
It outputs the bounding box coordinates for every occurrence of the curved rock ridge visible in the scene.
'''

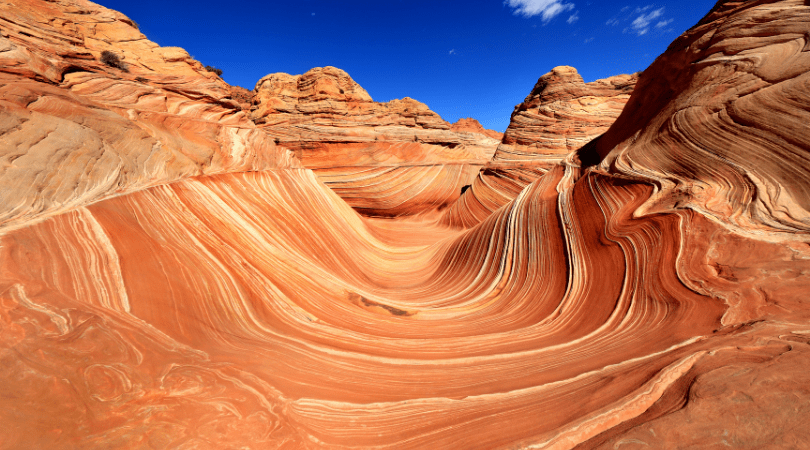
[5,162,809,448]
[493,65,637,163]
[250,66,501,216]
[438,163,549,228]
[439,67,636,229]
[596,0,810,236]
[0,0,297,234]
[3,0,810,449]
[0,166,733,449]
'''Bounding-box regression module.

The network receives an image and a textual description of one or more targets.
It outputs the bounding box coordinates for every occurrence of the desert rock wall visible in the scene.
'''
[597,0,810,236]
[440,67,636,228]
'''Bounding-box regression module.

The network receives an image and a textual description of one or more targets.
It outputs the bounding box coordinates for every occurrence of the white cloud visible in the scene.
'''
[449,49,456,55]
[505,0,575,22]
[567,11,580,24]
[608,5,671,35]
[656,18,673,28]
[629,6,664,35]
[606,5,629,25]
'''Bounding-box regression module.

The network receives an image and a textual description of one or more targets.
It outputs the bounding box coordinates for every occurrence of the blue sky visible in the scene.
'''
[99,0,717,131]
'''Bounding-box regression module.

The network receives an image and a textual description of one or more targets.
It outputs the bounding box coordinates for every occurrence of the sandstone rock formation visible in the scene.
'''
[494,65,637,163]
[229,85,254,110]
[250,67,500,216]
[2,0,810,449]
[450,117,504,140]
[0,0,295,234]
[440,67,636,228]
[594,0,810,237]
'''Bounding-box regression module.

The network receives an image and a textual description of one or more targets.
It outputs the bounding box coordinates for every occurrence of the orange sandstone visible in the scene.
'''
[441,66,636,228]
[250,66,500,217]
[1,0,810,449]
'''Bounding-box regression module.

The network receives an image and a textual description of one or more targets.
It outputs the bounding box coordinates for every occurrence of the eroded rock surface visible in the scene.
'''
[440,67,636,228]
[494,65,636,163]
[596,0,810,236]
[2,0,810,449]
[450,117,504,140]
[250,66,500,216]
[0,0,296,234]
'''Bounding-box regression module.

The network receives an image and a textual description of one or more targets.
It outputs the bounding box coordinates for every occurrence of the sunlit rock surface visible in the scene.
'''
[0,0,297,234]
[251,66,501,217]
[2,0,810,449]
[595,0,810,237]
[494,65,637,163]
[450,117,504,141]
[440,67,636,228]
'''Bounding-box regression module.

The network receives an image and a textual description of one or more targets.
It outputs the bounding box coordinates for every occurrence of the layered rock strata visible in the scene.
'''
[0,0,295,234]
[595,0,810,237]
[494,65,636,163]
[2,0,810,449]
[250,67,501,216]
[450,117,504,140]
[440,67,636,228]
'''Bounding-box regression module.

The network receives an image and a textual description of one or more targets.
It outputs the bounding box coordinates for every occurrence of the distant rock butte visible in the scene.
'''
[2,0,810,449]
[450,117,504,140]
[250,66,501,216]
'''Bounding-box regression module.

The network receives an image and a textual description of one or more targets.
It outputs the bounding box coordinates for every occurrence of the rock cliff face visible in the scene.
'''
[595,0,810,237]
[3,0,810,449]
[250,66,500,216]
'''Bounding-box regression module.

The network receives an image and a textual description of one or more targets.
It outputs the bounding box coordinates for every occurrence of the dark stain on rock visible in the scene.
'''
[348,292,412,316]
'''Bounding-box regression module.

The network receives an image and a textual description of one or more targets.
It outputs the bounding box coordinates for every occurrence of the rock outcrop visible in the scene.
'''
[2,0,810,449]
[595,0,810,237]
[250,66,500,216]
[0,0,295,234]
[440,67,636,228]
[228,85,254,110]
[494,65,636,163]
[450,117,503,140]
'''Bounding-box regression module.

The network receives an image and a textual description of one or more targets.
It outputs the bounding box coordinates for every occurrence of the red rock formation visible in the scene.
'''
[450,117,504,140]
[495,65,636,163]
[595,0,810,236]
[440,67,636,228]
[229,85,254,110]
[2,0,810,449]
[0,0,295,234]
[251,66,500,216]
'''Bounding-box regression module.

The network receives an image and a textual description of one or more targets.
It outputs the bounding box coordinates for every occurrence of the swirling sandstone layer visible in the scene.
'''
[2,0,810,449]
[441,67,636,228]
[594,0,810,237]
[250,67,501,217]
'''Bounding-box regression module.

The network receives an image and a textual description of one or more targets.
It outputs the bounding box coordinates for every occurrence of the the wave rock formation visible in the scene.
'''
[1,0,810,449]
